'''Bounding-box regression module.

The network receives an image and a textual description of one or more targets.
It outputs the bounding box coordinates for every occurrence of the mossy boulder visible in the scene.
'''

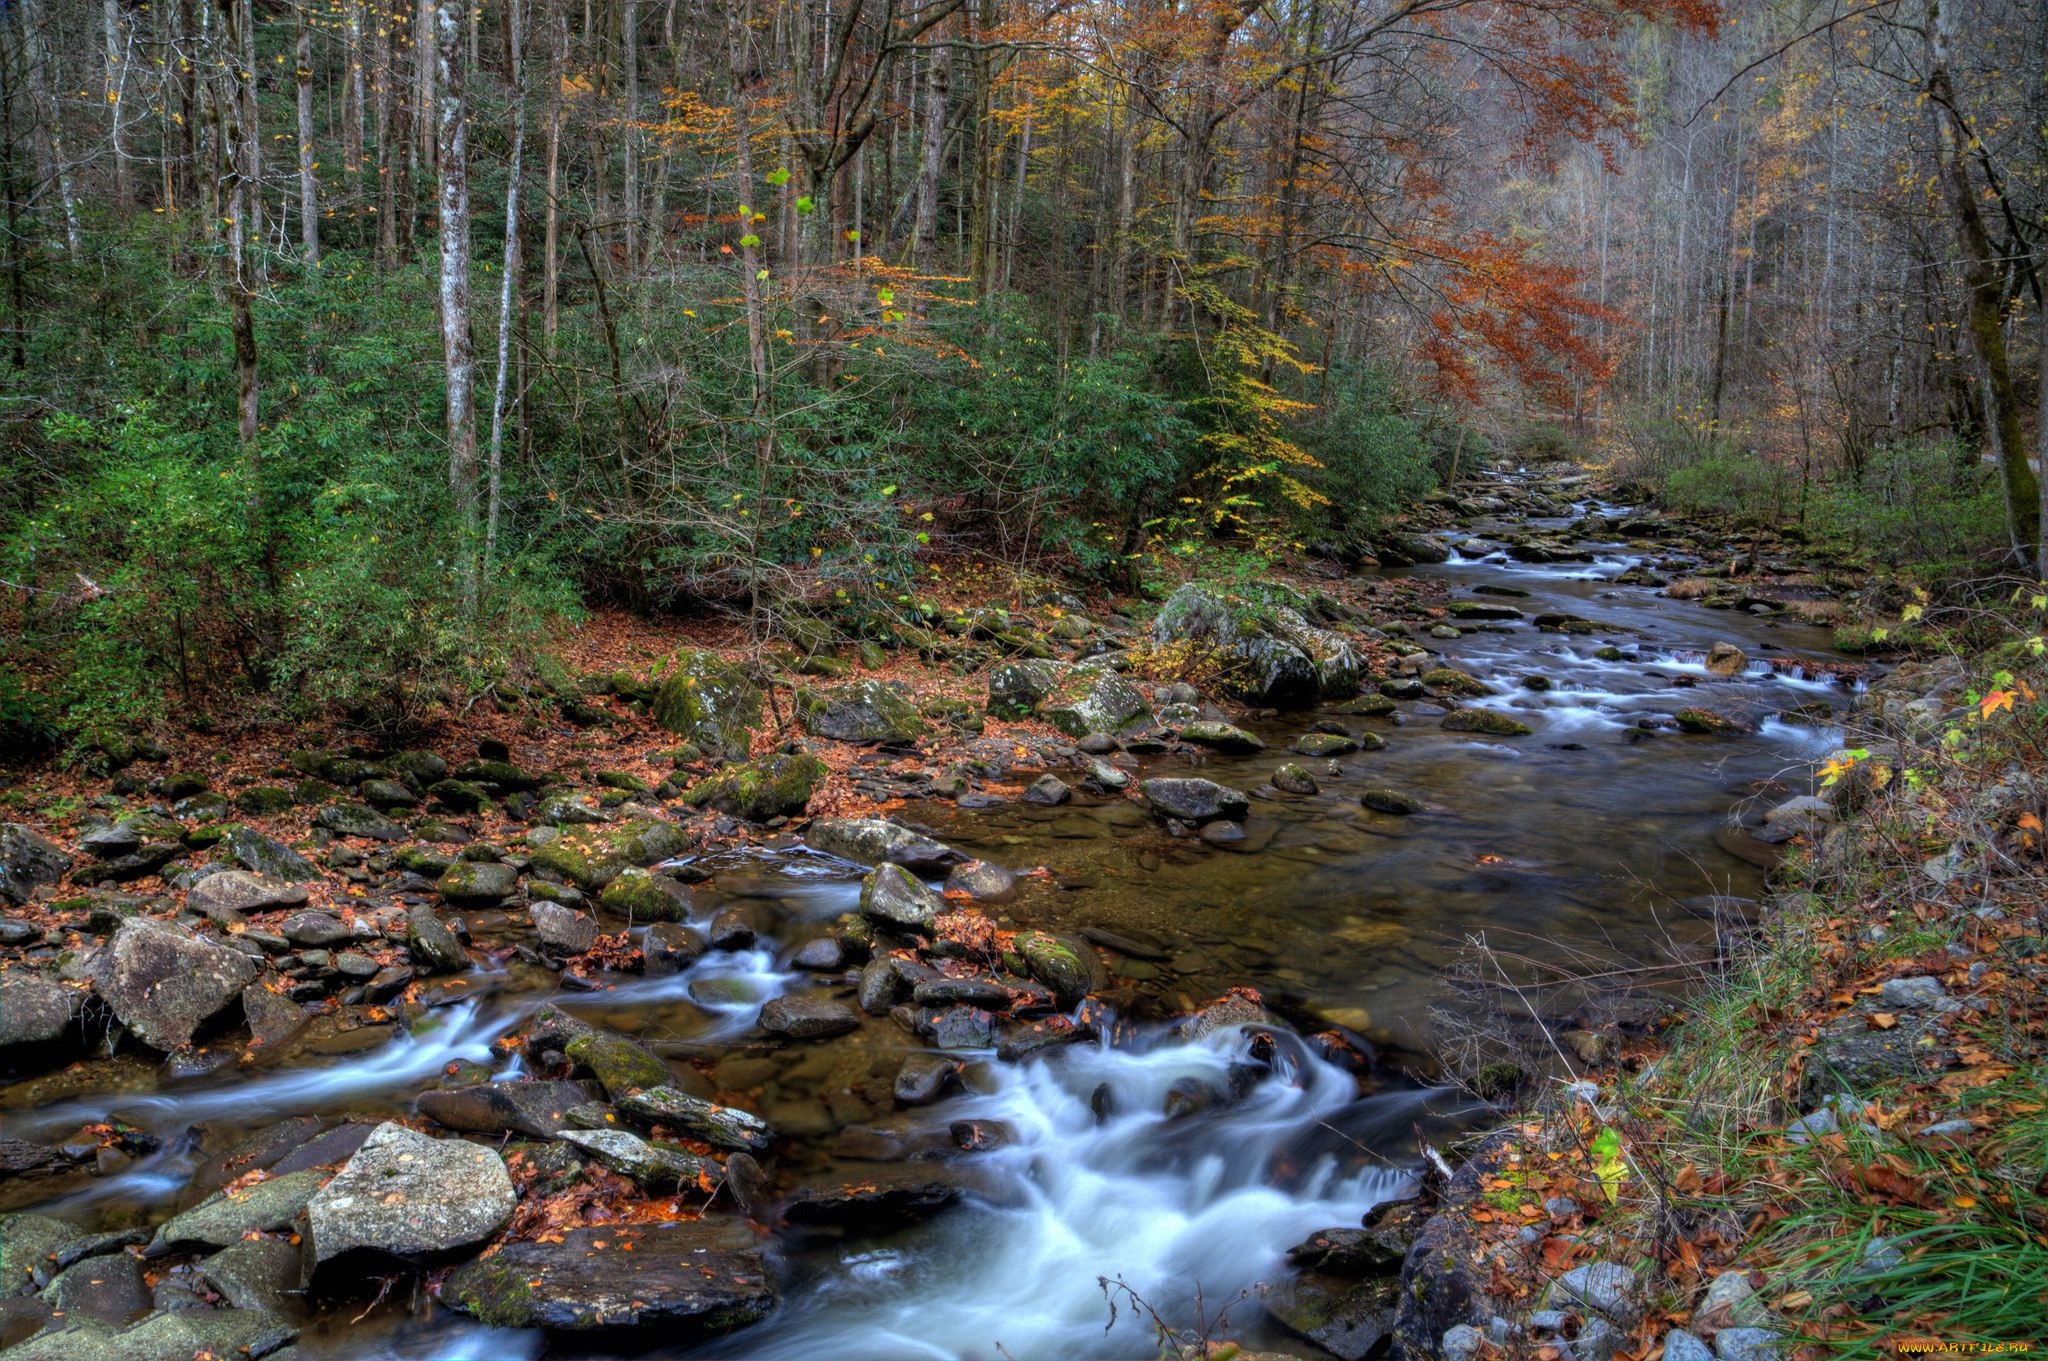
[650,651,762,760]
[986,659,1066,718]
[1179,720,1264,753]
[1441,709,1533,736]
[682,752,831,822]
[597,867,694,921]
[1675,707,1749,736]
[232,786,296,816]
[527,818,689,890]
[1010,931,1104,1007]
[1042,663,1147,738]
[858,862,942,933]
[796,680,929,745]
[1422,668,1493,697]
[565,1033,670,1098]
[1152,581,1363,707]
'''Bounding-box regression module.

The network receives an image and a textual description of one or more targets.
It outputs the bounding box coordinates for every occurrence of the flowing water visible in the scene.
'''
[0,478,1861,1360]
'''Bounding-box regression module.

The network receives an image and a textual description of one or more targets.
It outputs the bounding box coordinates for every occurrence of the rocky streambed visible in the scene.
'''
[0,466,1873,1361]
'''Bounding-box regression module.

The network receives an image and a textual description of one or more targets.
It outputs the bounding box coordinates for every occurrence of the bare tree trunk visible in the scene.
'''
[1926,0,2038,552]
[21,1,80,255]
[621,0,640,270]
[436,0,478,608]
[911,45,946,273]
[343,0,366,188]
[487,0,526,569]
[295,8,320,264]
[235,0,262,268]
[374,0,397,261]
[102,0,133,206]
[541,0,563,346]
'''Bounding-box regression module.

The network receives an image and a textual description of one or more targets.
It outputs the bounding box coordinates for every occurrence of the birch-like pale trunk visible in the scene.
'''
[436,0,479,608]
[541,0,564,347]
[486,0,526,568]
[102,0,132,205]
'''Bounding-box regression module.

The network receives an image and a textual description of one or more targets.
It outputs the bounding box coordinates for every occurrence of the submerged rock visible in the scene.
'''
[1138,777,1249,823]
[1441,709,1533,737]
[758,995,861,1039]
[1179,720,1265,753]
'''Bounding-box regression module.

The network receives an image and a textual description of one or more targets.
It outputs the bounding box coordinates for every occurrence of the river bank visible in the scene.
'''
[0,460,1896,1361]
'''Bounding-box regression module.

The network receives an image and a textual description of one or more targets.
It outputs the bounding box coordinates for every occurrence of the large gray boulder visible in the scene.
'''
[797,680,928,745]
[2,824,73,910]
[1139,777,1250,823]
[305,1122,515,1266]
[1041,663,1147,738]
[442,1221,776,1334]
[90,919,258,1051]
[185,870,308,920]
[0,972,79,1050]
[220,825,318,881]
[858,863,943,933]
[1151,581,1363,706]
[0,825,69,907]
[805,817,958,870]
[986,659,1066,718]
[650,650,762,760]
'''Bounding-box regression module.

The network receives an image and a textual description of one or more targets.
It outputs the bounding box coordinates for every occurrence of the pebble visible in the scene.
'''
[1713,1327,1781,1361]
[1663,1330,1714,1361]
[1441,1324,1486,1361]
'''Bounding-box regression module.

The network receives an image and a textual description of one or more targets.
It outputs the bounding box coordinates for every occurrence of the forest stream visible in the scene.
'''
[0,470,1866,1361]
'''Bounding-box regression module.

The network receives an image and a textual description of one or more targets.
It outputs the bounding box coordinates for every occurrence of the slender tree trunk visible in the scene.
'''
[295,9,320,264]
[1926,0,2038,552]
[541,0,564,346]
[103,0,132,206]
[21,1,80,255]
[911,44,946,273]
[621,0,640,269]
[436,0,478,607]
[343,0,366,188]
[235,0,262,268]
[487,0,526,569]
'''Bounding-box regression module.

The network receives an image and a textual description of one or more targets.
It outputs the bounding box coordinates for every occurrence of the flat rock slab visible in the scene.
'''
[417,1079,592,1139]
[305,1122,515,1265]
[149,1168,329,1253]
[780,1173,963,1227]
[442,1221,777,1334]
